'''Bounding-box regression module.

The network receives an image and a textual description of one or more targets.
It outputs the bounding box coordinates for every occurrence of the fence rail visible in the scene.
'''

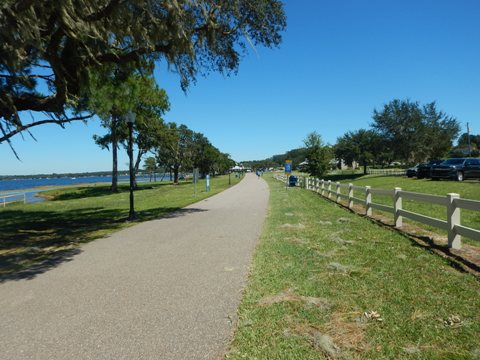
[299,177,480,249]
[1,193,27,207]
[367,168,406,176]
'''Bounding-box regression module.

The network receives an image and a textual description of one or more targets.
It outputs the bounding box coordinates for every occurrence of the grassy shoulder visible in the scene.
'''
[0,174,242,279]
[227,175,480,359]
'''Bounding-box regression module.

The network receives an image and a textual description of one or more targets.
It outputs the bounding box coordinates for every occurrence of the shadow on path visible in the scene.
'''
[0,205,207,283]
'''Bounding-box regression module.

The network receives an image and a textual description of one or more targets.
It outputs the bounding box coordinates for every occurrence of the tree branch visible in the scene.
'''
[13,0,36,13]
[0,114,93,143]
[0,74,55,81]
[95,43,173,64]
[83,0,122,22]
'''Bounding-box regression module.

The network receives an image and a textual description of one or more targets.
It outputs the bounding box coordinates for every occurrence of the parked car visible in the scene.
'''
[417,159,444,179]
[431,158,480,181]
[406,165,418,178]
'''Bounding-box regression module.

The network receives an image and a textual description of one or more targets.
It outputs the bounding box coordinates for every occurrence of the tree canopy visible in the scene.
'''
[451,132,480,157]
[372,99,460,164]
[90,69,169,190]
[0,0,286,143]
[156,123,193,184]
[303,132,331,177]
[334,129,383,174]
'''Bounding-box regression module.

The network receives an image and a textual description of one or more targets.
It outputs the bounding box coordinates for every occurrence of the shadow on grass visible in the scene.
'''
[0,207,125,282]
[404,233,480,275]
[323,173,365,182]
[0,204,207,283]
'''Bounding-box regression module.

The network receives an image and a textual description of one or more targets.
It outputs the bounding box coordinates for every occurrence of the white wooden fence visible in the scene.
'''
[367,168,406,176]
[281,176,480,250]
[1,193,27,207]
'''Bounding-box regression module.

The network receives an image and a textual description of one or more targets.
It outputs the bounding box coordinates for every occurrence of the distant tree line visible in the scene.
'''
[241,148,308,171]
[244,99,472,178]
[0,171,118,181]
[335,99,462,174]
[451,133,480,157]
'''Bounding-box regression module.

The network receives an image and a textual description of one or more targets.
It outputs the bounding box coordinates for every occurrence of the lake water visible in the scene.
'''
[0,174,171,204]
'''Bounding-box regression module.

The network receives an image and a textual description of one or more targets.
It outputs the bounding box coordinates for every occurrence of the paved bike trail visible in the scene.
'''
[0,173,269,359]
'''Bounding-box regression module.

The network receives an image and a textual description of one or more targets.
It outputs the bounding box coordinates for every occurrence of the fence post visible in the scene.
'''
[365,186,372,216]
[316,178,320,193]
[336,182,341,203]
[447,193,461,249]
[394,187,402,228]
[327,180,332,199]
[348,183,353,209]
[321,180,325,196]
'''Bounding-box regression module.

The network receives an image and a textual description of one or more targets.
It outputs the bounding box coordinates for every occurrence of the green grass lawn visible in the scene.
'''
[0,174,241,279]
[331,174,480,200]
[227,175,480,359]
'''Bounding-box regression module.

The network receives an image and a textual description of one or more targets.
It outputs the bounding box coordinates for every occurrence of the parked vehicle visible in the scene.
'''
[417,159,443,179]
[431,158,480,181]
[406,165,418,178]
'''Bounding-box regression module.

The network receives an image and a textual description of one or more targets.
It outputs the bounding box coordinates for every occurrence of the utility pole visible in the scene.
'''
[467,122,472,157]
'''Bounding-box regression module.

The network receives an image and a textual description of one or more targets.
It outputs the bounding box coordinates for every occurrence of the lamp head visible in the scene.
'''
[125,111,136,124]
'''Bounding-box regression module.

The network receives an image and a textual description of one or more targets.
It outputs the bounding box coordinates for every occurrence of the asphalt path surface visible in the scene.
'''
[0,173,269,359]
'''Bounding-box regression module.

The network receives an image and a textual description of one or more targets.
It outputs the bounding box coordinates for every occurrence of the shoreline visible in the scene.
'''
[0,182,112,201]
[0,178,168,199]
[0,175,167,196]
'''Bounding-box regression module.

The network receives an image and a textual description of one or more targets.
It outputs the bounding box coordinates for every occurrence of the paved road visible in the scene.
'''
[0,174,269,359]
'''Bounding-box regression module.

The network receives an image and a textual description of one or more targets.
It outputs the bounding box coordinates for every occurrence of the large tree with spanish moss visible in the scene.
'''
[0,0,286,146]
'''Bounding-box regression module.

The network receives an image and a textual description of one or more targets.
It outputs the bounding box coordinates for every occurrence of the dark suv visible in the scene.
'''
[431,158,480,181]
[417,159,443,179]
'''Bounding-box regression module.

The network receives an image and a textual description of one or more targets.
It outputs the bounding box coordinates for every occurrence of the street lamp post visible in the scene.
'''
[125,110,136,221]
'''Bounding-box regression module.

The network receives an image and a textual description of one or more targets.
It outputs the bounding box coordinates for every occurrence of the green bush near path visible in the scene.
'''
[227,175,480,359]
[0,175,241,279]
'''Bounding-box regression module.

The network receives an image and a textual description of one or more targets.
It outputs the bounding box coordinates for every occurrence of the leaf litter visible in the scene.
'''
[280,223,306,229]
[257,288,330,310]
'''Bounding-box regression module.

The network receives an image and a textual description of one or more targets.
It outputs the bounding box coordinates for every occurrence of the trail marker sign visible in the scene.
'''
[285,160,292,175]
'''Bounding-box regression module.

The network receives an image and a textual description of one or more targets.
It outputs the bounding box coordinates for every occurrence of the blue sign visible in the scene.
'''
[285,160,292,175]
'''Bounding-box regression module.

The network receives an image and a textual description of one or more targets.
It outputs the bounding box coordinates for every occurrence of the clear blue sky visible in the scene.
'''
[2,0,479,175]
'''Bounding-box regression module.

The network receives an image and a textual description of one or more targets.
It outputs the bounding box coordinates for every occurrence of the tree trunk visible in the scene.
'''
[173,165,179,184]
[111,113,119,193]
[132,150,143,189]
[363,162,367,175]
